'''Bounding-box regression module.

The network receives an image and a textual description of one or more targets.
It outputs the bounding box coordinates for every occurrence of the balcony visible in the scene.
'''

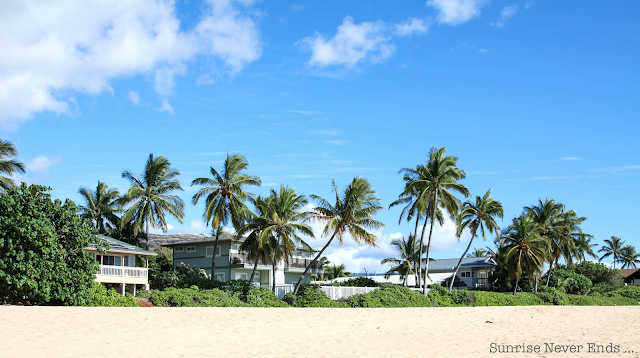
[286,257,323,271]
[229,253,272,267]
[97,265,148,278]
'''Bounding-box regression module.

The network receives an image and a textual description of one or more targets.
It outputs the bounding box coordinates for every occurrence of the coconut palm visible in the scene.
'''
[502,215,549,294]
[575,235,598,263]
[260,184,314,293]
[598,236,626,269]
[293,177,385,295]
[381,234,422,286]
[450,189,503,290]
[404,147,469,294]
[326,264,351,280]
[0,138,25,193]
[78,181,122,234]
[467,248,487,258]
[191,153,261,286]
[620,246,640,269]
[121,154,185,250]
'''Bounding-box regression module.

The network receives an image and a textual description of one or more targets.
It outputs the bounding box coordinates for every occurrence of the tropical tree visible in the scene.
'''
[502,215,549,294]
[0,138,25,193]
[467,248,487,258]
[598,236,626,269]
[450,189,503,290]
[575,235,598,263]
[77,181,122,234]
[121,154,185,250]
[325,263,351,280]
[381,234,422,286]
[620,245,640,269]
[404,147,469,294]
[293,177,385,295]
[191,153,260,287]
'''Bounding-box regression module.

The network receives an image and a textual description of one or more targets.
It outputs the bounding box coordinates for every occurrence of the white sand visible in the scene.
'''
[1,306,638,358]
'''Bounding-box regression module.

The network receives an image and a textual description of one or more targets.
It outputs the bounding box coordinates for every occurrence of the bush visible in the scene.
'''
[147,286,246,307]
[573,261,623,290]
[536,286,568,305]
[0,184,102,305]
[426,284,458,307]
[334,277,378,287]
[246,288,289,307]
[293,284,348,307]
[566,295,638,306]
[347,286,432,307]
[86,283,140,307]
[604,286,640,301]
[543,267,592,295]
[472,291,543,306]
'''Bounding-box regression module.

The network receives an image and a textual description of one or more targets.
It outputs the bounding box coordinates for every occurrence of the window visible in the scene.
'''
[231,244,239,252]
[235,273,248,280]
[206,246,221,257]
[214,273,225,281]
[175,246,184,252]
[254,271,260,278]
[186,246,196,253]
[461,272,471,278]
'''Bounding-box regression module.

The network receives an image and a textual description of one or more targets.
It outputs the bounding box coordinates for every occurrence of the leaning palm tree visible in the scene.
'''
[293,177,385,295]
[191,153,261,286]
[467,248,487,258]
[0,138,26,193]
[502,215,549,294]
[598,236,626,269]
[78,181,122,234]
[404,147,469,294]
[450,189,503,290]
[381,234,421,286]
[620,246,640,269]
[575,235,598,263]
[121,154,185,250]
[260,184,314,294]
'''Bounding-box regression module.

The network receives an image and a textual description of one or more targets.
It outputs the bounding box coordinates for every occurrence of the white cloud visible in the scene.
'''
[290,4,303,13]
[0,0,261,130]
[26,155,62,175]
[428,0,487,25]
[300,16,395,68]
[283,110,321,115]
[150,220,208,235]
[159,99,174,113]
[560,157,584,161]
[128,90,140,105]
[325,140,348,145]
[491,5,519,27]
[395,17,429,36]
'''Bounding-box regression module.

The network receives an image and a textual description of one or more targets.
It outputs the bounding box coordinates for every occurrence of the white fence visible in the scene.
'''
[320,286,378,300]
[97,265,148,278]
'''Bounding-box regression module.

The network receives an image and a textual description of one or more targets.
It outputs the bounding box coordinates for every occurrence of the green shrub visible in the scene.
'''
[543,267,592,295]
[246,288,289,307]
[334,277,378,287]
[347,286,432,307]
[604,286,640,301]
[535,286,568,305]
[86,283,140,307]
[573,261,623,290]
[472,291,543,306]
[294,284,348,307]
[591,282,625,294]
[566,295,638,306]
[426,284,458,307]
[148,286,245,307]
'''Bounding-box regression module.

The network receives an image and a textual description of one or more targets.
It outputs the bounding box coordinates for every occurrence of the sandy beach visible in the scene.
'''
[1,306,638,358]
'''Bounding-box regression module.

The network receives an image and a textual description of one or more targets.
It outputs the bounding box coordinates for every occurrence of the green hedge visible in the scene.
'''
[334,277,378,287]
[604,286,640,301]
[347,285,432,307]
[246,288,289,307]
[288,284,348,307]
[86,283,140,307]
[147,286,246,307]
[472,291,543,306]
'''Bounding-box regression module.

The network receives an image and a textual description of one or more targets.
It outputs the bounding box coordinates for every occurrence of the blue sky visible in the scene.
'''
[2,0,639,273]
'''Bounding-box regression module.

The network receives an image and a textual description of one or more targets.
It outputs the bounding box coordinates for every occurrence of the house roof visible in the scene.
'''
[160,233,319,252]
[423,257,497,271]
[87,234,157,256]
[621,268,640,278]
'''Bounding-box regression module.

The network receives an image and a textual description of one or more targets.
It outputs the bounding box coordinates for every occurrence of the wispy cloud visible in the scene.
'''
[325,140,348,145]
[395,17,430,36]
[309,129,340,136]
[491,5,519,28]
[128,90,140,105]
[290,4,303,13]
[588,165,640,173]
[533,175,583,180]
[471,171,499,175]
[428,0,488,25]
[283,110,321,115]
[560,157,585,161]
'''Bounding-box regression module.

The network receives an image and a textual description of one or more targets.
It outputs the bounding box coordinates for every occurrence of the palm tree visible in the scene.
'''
[467,248,487,258]
[575,235,598,263]
[598,236,626,269]
[0,138,25,192]
[121,153,185,250]
[502,215,549,294]
[381,234,421,286]
[191,153,260,287]
[259,184,314,293]
[293,177,385,295]
[326,263,351,280]
[404,147,469,294]
[620,246,640,269]
[78,181,122,234]
[450,189,503,290]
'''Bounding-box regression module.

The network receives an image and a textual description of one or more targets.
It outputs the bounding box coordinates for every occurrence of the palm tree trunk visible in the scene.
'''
[244,254,260,300]
[422,190,438,296]
[209,230,221,289]
[414,217,421,288]
[272,257,277,294]
[535,276,538,293]
[145,217,150,250]
[514,276,519,295]
[546,265,552,286]
[418,216,429,289]
[293,231,338,296]
[449,233,476,291]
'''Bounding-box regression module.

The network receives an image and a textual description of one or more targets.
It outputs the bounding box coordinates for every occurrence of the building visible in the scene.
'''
[162,233,324,290]
[85,234,157,296]
[621,268,640,286]
[422,257,497,289]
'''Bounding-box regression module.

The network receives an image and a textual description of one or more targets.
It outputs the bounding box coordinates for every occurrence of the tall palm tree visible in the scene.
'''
[0,138,25,192]
[259,184,314,293]
[293,177,385,295]
[620,246,640,269]
[502,215,549,294]
[78,181,122,234]
[326,264,351,280]
[467,248,487,258]
[450,189,503,290]
[404,147,469,294]
[599,236,626,269]
[121,153,185,250]
[575,235,598,263]
[381,234,422,286]
[191,153,260,286]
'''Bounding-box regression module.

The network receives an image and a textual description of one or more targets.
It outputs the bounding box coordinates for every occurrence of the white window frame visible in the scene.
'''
[235,273,248,280]
[175,246,184,253]
[230,244,240,252]
[206,246,221,258]
[214,273,225,281]
[254,271,260,278]
[186,246,196,253]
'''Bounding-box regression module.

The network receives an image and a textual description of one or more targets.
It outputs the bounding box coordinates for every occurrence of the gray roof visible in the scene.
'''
[424,257,497,271]
[160,233,238,247]
[88,234,157,256]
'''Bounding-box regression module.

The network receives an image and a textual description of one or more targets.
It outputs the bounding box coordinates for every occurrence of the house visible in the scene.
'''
[621,268,640,286]
[162,233,324,289]
[422,257,497,289]
[85,234,157,296]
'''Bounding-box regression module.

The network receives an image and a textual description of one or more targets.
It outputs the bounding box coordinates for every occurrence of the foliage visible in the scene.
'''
[325,264,351,280]
[334,277,378,287]
[77,181,122,234]
[381,234,421,286]
[565,295,638,306]
[86,282,140,307]
[598,236,626,269]
[292,284,348,307]
[147,286,246,307]
[572,261,623,291]
[543,266,592,294]
[245,287,289,307]
[471,291,543,306]
[0,184,101,305]
[150,262,211,290]
[0,137,25,192]
[604,286,640,301]
[347,285,432,307]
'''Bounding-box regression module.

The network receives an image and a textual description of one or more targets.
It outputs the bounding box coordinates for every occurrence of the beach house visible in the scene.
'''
[163,233,323,292]
[85,234,157,296]
[426,257,498,289]
[621,268,640,287]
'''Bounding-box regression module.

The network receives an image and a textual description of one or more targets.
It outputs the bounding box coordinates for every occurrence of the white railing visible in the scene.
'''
[97,265,148,278]
[320,286,378,300]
